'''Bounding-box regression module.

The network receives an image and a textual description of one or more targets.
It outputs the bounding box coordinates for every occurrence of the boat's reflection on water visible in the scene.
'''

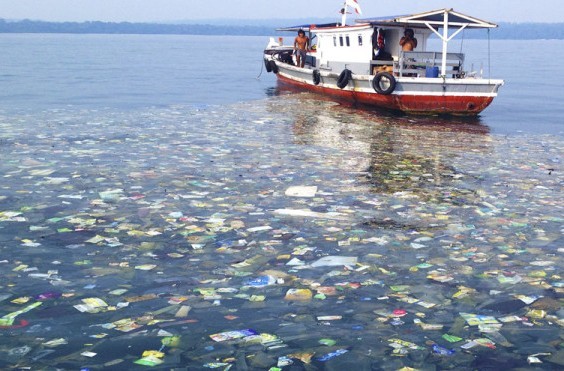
[270,83,491,133]
[267,87,493,200]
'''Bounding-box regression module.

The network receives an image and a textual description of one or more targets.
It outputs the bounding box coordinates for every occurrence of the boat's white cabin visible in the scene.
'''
[270,8,499,79]
[312,24,433,76]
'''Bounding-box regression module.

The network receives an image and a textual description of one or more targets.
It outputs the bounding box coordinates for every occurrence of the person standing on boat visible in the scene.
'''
[400,28,418,51]
[294,30,309,68]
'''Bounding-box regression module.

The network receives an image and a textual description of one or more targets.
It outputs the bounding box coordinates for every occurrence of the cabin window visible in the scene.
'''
[346,36,350,47]
[333,36,337,47]
[358,35,363,46]
[339,36,343,47]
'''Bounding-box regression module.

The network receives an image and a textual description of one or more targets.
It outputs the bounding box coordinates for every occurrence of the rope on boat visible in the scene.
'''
[256,56,265,79]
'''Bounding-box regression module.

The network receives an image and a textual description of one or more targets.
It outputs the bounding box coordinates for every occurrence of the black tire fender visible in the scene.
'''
[372,72,396,95]
[337,69,352,89]
[269,60,279,74]
[265,59,272,73]
[313,69,321,85]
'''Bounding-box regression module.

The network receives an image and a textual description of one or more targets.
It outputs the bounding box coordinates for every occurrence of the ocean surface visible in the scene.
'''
[1,34,563,135]
[0,34,562,370]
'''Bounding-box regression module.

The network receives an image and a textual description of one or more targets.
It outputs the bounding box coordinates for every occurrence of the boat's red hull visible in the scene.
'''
[277,73,494,116]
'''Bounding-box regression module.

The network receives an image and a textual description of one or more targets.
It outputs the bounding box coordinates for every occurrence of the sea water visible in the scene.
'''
[0,34,274,111]
[1,34,563,134]
[0,34,562,369]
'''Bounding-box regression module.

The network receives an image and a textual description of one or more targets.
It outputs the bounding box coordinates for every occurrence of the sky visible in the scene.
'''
[0,0,562,23]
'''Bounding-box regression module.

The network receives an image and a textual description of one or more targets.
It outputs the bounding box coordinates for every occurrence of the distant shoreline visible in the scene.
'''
[0,19,562,39]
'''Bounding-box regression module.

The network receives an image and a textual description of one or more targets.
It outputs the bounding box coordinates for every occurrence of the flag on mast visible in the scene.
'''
[345,0,362,15]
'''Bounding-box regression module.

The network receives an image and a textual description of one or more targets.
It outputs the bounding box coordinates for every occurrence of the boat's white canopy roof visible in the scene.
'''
[276,9,497,33]
[357,8,498,29]
[276,23,340,32]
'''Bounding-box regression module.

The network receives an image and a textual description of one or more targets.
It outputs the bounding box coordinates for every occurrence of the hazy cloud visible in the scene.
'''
[0,0,561,23]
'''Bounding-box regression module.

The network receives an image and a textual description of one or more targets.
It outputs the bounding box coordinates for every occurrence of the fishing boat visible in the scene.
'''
[263,1,504,116]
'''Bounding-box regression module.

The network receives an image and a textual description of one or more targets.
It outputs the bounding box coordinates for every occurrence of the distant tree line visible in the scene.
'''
[0,19,274,36]
[0,19,562,39]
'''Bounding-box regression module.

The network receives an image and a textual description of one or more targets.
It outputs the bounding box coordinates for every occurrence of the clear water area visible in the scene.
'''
[0,34,562,370]
[0,34,275,110]
[1,35,563,135]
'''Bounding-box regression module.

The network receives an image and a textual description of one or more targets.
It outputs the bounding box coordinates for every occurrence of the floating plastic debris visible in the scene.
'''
[0,96,561,369]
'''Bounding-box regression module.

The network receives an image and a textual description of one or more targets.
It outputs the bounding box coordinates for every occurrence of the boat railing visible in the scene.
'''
[396,51,465,78]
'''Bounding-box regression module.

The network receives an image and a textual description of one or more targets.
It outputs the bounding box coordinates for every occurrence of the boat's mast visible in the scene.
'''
[341,1,347,26]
